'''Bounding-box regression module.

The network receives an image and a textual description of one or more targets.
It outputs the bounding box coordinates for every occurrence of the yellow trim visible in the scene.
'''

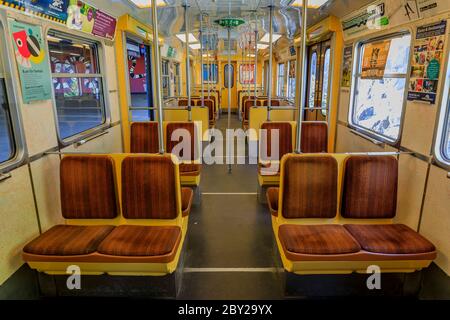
[27,153,188,276]
[115,15,155,152]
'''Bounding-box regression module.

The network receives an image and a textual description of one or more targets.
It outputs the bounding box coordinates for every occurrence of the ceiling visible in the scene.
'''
[96,0,377,39]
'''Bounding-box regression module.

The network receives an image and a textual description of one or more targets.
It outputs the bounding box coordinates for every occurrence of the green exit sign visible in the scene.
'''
[214,18,245,28]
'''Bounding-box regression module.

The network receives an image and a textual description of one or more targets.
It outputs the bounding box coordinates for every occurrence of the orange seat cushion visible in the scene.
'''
[342,156,398,219]
[130,122,159,154]
[344,224,436,255]
[97,225,181,257]
[23,225,114,256]
[60,156,118,219]
[278,224,361,255]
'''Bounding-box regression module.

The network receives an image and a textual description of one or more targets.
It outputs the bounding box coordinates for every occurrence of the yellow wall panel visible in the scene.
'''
[30,155,63,232]
[420,165,450,276]
[0,165,39,285]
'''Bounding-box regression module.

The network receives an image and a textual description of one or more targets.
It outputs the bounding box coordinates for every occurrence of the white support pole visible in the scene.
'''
[295,0,308,153]
[184,4,192,121]
[200,13,204,107]
[267,5,273,121]
[254,15,257,107]
[151,0,164,153]
[227,26,232,173]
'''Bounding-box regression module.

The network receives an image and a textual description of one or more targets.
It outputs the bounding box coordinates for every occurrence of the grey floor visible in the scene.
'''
[178,114,284,299]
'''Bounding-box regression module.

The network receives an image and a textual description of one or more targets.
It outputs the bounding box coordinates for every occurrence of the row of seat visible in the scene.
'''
[23,154,191,275]
[130,121,201,186]
[267,154,436,274]
[178,97,217,126]
[258,121,328,186]
[242,97,283,128]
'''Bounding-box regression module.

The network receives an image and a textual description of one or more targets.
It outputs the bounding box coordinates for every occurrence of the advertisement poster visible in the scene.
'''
[341,45,353,87]
[407,20,446,104]
[239,64,255,84]
[1,0,68,24]
[361,40,391,79]
[417,0,450,19]
[8,20,52,103]
[67,0,116,40]
[341,0,422,39]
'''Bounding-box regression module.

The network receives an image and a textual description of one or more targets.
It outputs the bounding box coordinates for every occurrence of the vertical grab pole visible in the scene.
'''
[267,5,273,121]
[227,26,232,173]
[254,15,257,107]
[184,3,192,121]
[294,0,308,153]
[151,0,164,154]
[200,13,204,108]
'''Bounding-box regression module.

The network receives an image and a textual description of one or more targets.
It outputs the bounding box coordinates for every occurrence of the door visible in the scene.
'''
[126,37,153,121]
[222,61,237,111]
[305,40,331,121]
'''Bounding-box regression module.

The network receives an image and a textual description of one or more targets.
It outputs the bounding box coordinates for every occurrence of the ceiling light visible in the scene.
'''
[257,43,269,49]
[259,34,282,43]
[176,33,198,43]
[290,0,328,8]
[128,0,167,8]
[189,43,201,49]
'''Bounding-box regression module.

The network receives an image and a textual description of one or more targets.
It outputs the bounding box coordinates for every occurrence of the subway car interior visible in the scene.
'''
[0,0,450,303]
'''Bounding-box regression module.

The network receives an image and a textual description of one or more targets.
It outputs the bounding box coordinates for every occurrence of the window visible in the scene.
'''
[0,38,15,164]
[48,31,106,141]
[308,51,317,108]
[435,54,450,166]
[239,64,255,84]
[161,59,170,99]
[174,62,181,96]
[277,63,285,97]
[351,33,411,142]
[224,64,234,88]
[203,64,218,83]
[321,48,331,116]
[127,39,153,121]
[442,108,450,162]
[287,60,296,101]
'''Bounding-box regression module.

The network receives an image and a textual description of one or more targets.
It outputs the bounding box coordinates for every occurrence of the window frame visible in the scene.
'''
[277,62,285,97]
[433,50,450,170]
[321,47,331,116]
[174,62,181,96]
[307,50,318,109]
[46,27,110,146]
[287,59,296,102]
[0,16,26,172]
[349,31,412,145]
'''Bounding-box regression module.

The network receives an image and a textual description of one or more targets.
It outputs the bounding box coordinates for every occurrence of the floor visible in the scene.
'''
[178,113,284,299]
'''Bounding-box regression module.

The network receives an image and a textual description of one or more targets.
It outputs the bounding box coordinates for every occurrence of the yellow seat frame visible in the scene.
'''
[26,153,188,276]
[272,153,435,274]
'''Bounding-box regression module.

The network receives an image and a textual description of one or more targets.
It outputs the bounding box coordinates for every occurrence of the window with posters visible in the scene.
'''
[239,64,255,84]
[407,20,447,105]
[350,32,411,142]
[48,30,107,141]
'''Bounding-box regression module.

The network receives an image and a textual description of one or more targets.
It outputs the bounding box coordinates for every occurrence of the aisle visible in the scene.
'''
[179,115,283,299]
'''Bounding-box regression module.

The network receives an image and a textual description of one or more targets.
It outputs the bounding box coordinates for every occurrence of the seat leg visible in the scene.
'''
[192,185,202,205]
[257,183,269,204]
